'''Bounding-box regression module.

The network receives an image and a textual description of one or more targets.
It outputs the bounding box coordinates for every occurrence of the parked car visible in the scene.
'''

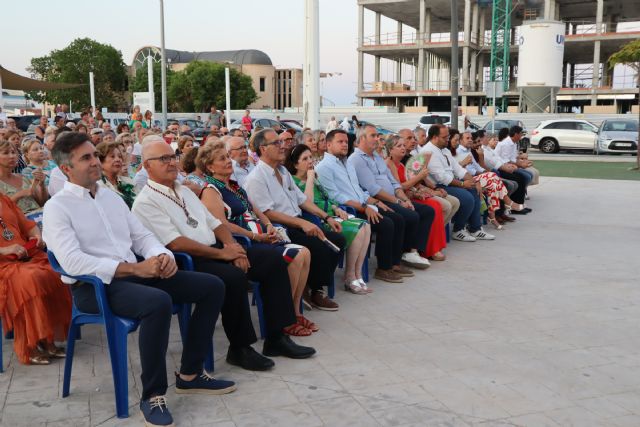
[482,119,529,151]
[351,120,396,136]
[595,119,638,155]
[530,119,598,153]
[168,118,205,130]
[279,120,303,132]
[416,113,450,132]
[8,115,43,132]
[280,119,303,128]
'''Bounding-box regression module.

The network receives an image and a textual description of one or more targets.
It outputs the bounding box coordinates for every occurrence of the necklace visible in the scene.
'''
[0,216,14,241]
[146,184,199,228]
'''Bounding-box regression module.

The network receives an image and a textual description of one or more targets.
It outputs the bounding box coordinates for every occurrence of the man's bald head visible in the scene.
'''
[141,137,171,161]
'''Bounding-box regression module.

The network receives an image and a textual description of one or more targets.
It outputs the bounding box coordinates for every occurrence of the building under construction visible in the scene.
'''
[356,0,640,113]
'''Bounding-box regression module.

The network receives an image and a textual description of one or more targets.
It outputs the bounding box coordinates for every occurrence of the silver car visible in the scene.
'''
[595,119,638,155]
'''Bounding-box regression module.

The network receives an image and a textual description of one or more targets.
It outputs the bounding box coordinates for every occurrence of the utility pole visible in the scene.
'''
[159,0,168,129]
[451,0,459,128]
[303,0,320,129]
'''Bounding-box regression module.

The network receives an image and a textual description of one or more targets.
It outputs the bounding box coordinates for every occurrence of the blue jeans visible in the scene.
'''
[440,186,482,233]
[515,168,533,184]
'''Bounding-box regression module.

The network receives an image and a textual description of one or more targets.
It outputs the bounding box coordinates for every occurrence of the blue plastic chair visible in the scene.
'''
[232,235,268,339]
[48,251,210,419]
[172,253,214,373]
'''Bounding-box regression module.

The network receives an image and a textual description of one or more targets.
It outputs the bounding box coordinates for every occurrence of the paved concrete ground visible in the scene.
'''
[1,176,639,427]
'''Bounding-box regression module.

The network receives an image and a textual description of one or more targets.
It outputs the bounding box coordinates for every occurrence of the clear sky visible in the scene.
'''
[1,0,367,106]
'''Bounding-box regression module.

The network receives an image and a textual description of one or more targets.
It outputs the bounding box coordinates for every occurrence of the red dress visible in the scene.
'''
[0,194,71,364]
[395,162,447,257]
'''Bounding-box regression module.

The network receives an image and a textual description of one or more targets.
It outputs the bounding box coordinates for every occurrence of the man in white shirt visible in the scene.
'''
[422,124,494,242]
[244,129,346,311]
[225,136,254,187]
[43,132,234,427]
[325,116,338,133]
[132,140,316,367]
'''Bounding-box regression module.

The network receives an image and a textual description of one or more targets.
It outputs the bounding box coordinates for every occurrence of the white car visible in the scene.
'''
[595,119,638,155]
[530,119,598,153]
[416,113,450,132]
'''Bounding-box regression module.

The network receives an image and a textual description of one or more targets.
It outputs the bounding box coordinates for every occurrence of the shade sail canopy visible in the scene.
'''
[0,65,85,91]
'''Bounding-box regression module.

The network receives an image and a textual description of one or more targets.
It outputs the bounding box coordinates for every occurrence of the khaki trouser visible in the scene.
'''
[431,194,460,224]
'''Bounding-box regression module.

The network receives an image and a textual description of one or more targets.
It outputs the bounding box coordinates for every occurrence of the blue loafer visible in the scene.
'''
[140,395,174,427]
[175,371,236,395]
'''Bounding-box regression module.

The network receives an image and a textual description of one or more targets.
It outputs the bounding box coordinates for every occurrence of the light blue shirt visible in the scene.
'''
[347,148,400,197]
[316,152,369,205]
[456,145,485,176]
[231,159,254,188]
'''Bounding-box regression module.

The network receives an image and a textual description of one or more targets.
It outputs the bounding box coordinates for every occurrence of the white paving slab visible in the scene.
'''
[1,176,639,426]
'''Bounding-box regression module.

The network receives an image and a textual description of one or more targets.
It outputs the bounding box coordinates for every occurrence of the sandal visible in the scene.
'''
[296,315,319,332]
[357,278,373,293]
[29,354,51,365]
[504,203,524,213]
[488,217,503,230]
[38,343,66,359]
[430,252,446,261]
[344,280,367,295]
[283,323,312,337]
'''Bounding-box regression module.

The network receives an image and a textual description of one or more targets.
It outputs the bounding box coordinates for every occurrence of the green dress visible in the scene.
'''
[292,176,366,247]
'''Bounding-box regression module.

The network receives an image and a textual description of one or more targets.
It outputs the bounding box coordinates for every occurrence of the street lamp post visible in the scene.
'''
[159,0,168,129]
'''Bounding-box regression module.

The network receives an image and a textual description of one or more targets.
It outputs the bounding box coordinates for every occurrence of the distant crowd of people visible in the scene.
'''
[0,106,539,426]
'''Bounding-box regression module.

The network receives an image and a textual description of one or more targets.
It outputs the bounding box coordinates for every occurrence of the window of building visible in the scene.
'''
[259,77,266,92]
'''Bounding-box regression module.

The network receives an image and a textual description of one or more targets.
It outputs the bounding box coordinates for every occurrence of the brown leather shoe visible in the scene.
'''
[310,291,339,311]
[374,268,404,283]
[499,213,516,222]
[392,265,414,277]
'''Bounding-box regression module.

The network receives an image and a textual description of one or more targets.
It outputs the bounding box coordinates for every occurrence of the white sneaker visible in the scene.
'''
[470,228,495,241]
[401,251,431,269]
[452,229,477,242]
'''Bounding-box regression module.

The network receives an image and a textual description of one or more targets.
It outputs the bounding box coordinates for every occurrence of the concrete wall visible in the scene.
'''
[240,64,276,109]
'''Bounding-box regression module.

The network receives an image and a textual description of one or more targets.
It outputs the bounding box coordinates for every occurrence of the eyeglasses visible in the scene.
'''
[282,137,294,142]
[146,154,178,164]
[229,146,247,152]
[262,140,283,147]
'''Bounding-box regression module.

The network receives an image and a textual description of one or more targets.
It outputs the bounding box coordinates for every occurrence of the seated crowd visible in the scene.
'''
[0,111,538,426]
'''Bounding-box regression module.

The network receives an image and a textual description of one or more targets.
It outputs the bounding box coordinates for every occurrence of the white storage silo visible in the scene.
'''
[516,21,565,113]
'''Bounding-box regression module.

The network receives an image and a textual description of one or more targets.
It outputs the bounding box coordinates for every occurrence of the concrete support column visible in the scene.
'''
[396,21,403,85]
[544,0,552,19]
[417,0,426,92]
[357,4,364,105]
[569,63,575,88]
[591,0,603,105]
[424,8,432,92]
[469,3,479,91]
[462,0,471,89]
[461,0,471,106]
[374,12,381,84]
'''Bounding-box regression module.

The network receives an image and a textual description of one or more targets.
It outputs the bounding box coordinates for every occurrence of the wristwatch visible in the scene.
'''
[360,202,367,211]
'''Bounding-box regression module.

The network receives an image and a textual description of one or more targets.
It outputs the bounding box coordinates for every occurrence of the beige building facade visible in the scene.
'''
[131,46,303,110]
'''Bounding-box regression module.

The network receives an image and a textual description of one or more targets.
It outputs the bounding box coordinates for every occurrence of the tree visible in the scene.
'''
[128,61,175,112]
[27,38,128,111]
[167,61,257,112]
[608,39,640,169]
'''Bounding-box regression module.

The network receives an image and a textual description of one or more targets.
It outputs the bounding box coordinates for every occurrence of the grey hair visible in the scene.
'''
[301,130,314,144]
[355,123,376,146]
[249,128,277,157]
